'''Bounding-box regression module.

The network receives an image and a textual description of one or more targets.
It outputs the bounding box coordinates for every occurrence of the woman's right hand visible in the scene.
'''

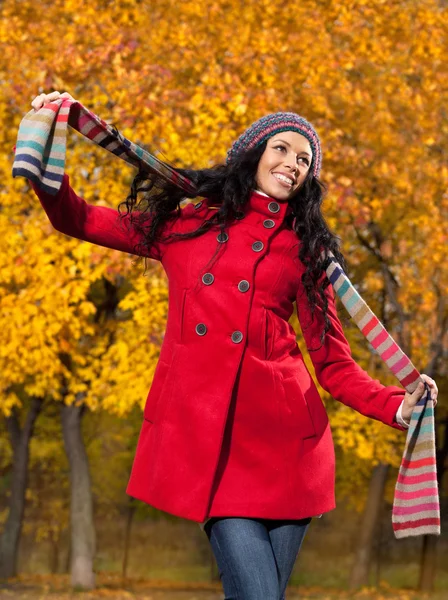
[31,91,75,111]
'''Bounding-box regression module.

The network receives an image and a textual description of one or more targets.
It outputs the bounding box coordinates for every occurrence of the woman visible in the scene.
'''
[30,91,438,599]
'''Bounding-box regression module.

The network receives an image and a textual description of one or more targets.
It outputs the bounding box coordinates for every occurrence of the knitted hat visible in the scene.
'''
[226,112,322,178]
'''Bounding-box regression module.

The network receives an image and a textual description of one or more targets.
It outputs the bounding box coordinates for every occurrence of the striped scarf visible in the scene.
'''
[12,99,440,538]
[326,260,440,538]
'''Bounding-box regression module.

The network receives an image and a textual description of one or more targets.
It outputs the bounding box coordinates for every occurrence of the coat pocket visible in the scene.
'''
[179,288,188,343]
[281,375,316,439]
[143,359,170,422]
[263,308,275,361]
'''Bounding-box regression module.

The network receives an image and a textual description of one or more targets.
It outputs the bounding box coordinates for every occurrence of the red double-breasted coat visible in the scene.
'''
[33,174,406,523]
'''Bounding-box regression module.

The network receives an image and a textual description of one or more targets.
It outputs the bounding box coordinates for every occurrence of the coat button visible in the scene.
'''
[231,331,243,343]
[217,232,229,243]
[195,323,207,336]
[263,219,275,229]
[234,211,245,220]
[268,201,280,213]
[238,280,250,292]
[202,273,214,285]
[252,241,264,252]
[195,201,203,210]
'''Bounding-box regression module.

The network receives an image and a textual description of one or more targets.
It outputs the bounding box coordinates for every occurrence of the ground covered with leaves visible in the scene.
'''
[0,575,446,600]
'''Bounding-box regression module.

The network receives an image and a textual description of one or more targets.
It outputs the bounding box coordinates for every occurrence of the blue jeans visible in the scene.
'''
[204,516,312,599]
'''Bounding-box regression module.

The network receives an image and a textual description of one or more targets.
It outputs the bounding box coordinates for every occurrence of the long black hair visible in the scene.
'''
[117,141,347,351]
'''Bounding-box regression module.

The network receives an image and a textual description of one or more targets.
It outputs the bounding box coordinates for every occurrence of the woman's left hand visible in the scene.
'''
[402,374,438,423]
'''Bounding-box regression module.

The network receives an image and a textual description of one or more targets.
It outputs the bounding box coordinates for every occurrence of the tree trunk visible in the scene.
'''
[418,415,448,592]
[419,535,438,591]
[210,547,220,582]
[49,534,59,574]
[0,397,43,579]
[61,403,95,590]
[349,463,389,589]
[121,496,136,580]
[65,536,71,574]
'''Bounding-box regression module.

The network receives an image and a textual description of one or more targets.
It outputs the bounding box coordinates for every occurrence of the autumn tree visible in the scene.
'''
[0,0,446,591]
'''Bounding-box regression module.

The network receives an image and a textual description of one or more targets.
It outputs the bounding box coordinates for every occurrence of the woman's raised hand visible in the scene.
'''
[31,91,75,112]
[402,373,438,423]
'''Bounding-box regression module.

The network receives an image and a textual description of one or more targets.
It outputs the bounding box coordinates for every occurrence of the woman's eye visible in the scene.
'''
[275,146,309,165]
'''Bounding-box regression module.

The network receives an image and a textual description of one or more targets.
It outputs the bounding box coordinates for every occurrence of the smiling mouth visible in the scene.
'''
[272,173,295,187]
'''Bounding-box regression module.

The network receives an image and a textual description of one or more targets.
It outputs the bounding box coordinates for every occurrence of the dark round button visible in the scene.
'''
[195,323,207,336]
[217,232,229,243]
[268,201,280,213]
[195,201,203,210]
[234,211,245,220]
[263,219,275,229]
[252,241,264,252]
[238,280,250,292]
[231,331,243,344]
[202,273,214,285]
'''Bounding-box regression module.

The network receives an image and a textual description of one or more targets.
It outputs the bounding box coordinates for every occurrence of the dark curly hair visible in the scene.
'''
[118,141,347,351]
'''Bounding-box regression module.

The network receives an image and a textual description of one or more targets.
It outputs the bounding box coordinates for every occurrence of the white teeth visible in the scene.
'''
[273,173,294,185]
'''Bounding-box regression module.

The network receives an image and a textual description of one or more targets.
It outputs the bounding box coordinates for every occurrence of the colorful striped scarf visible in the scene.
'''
[12,99,196,196]
[326,258,440,538]
[12,99,440,538]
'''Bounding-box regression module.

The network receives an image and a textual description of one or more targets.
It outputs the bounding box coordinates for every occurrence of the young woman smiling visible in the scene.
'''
[30,91,438,600]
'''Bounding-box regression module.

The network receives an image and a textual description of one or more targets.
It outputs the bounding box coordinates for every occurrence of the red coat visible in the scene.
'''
[33,174,406,523]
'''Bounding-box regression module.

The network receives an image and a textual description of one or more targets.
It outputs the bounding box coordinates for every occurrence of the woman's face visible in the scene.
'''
[254,131,312,201]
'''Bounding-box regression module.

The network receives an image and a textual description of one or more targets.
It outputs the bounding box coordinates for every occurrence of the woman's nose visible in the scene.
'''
[283,160,297,174]
[282,152,298,170]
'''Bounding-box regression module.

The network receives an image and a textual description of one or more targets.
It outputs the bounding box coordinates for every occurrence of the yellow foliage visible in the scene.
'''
[0,0,445,504]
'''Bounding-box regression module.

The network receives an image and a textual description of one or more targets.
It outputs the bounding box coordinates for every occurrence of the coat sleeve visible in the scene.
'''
[296,273,407,431]
[30,173,163,260]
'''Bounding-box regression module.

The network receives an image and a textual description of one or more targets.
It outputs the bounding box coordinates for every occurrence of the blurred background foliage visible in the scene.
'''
[0,0,446,595]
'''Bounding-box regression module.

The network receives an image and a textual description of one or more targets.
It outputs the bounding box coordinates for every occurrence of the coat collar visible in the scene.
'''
[202,189,294,223]
[248,189,294,221]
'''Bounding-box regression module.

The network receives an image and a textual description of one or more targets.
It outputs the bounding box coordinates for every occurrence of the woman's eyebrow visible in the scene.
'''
[272,139,312,157]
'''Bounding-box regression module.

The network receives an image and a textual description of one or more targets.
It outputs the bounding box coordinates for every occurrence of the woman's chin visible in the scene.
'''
[265,186,291,201]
